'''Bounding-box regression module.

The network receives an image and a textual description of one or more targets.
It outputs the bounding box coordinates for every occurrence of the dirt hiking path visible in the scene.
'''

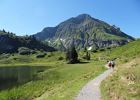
[75,68,113,100]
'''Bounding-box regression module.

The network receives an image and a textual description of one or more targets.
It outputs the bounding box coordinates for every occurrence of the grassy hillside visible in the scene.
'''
[90,39,140,63]
[0,52,64,66]
[100,39,140,100]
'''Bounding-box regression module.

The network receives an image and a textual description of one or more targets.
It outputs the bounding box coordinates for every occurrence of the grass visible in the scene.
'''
[101,58,140,100]
[0,51,106,100]
[91,39,140,63]
[37,61,106,100]
[100,39,140,100]
[0,51,65,65]
[1,39,140,100]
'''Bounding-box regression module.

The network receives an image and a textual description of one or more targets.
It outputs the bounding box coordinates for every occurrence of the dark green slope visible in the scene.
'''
[0,30,55,54]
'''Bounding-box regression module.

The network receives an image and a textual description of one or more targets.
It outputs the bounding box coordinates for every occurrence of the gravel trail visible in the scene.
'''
[75,68,113,100]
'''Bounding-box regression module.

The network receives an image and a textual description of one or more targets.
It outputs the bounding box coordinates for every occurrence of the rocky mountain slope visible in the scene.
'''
[0,30,55,54]
[34,14,134,50]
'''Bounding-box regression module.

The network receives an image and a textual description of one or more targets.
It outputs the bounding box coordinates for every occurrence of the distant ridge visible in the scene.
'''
[0,30,55,54]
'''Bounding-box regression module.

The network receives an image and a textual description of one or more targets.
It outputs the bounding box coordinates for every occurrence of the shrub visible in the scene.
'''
[106,47,111,50]
[0,53,10,59]
[82,52,90,60]
[30,50,36,54]
[36,53,46,58]
[99,48,105,51]
[82,48,91,60]
[92,49,98,53]
[13,57,18,60]
[47,55,51,57]
[58,56,64,60]
[18,47,31,55]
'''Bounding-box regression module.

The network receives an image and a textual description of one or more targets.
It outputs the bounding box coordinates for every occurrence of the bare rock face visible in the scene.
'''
[34,14,134,50]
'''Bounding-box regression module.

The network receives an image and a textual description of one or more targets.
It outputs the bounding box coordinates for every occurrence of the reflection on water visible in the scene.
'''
[0,66,46,90]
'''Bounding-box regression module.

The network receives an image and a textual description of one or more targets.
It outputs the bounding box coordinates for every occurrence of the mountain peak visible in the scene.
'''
[34,14,134,50]
[76,14,92,20]
[77,14,91,17]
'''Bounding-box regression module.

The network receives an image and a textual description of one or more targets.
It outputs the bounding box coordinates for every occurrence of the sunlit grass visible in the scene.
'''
[100,39,140,100]
[0,51,106,100]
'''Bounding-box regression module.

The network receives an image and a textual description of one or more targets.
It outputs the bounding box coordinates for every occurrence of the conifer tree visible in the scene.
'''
[66,44,79,64]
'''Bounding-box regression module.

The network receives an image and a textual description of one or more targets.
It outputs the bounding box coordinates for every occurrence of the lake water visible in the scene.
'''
[0,65,48,90]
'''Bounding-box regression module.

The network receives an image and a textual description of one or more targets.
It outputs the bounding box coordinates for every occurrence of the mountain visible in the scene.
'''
[34,14,134,50]
[0,30,55,54]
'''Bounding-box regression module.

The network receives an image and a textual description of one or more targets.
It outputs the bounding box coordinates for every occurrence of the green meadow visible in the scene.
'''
[0,40,140,100]
[0,51,106,100]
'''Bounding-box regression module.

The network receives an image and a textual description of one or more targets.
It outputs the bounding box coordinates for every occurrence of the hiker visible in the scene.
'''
[108,61,112,68]
[111,60,115,68]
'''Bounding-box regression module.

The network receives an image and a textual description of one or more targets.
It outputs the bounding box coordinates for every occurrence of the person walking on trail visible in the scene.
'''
[111,60,115,68]
[108,61,112,68]
[107,60,115,68]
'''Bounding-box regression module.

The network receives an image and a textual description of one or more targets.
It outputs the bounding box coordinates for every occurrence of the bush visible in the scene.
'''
[13,57,18,60]
[36,53,46,58]
[92,49,98,53]
[58,56,64,60]
[18,47,32,55]
[48,55,51,57]
[99,48,105,51]
[47,52,54,57]
[82,52,90,60]
[30,50,36,54]
[106,47,111,50]
[0,53,10,59]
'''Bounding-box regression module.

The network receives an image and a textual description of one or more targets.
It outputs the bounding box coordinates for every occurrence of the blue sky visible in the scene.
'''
[0,0,140,38]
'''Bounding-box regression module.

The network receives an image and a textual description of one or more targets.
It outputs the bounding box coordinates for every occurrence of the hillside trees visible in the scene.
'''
[0,30,55,54]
